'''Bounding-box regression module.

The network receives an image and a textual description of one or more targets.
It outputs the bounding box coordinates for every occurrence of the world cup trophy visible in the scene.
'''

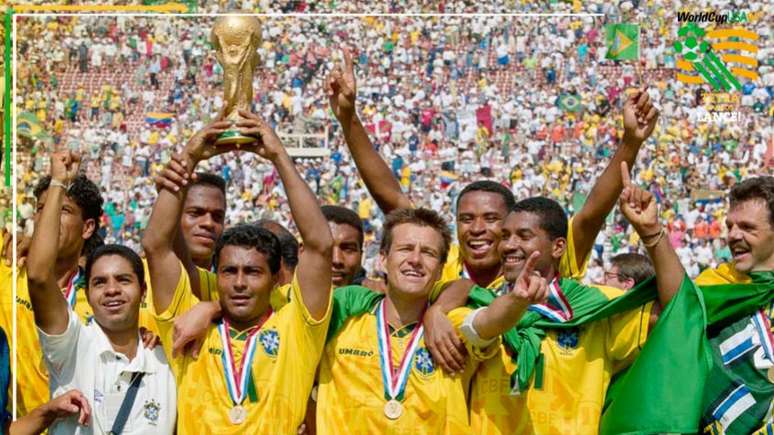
[211,15,262,145]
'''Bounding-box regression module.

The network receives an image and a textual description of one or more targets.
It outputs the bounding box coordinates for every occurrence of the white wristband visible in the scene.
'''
[460,307,497,348]
[49,180,70,190]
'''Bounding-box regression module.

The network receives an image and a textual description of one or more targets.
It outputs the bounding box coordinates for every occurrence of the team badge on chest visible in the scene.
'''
[143,399,161,425]
[413,348,435,377]
[258,329,280,357]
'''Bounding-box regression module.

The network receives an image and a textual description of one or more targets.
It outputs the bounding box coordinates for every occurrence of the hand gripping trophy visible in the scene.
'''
[211,15,262,145]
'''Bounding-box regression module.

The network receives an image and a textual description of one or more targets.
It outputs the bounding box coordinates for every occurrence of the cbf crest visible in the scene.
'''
[413,348,435,377]
[258,329,280,357]
[143,399,160,425]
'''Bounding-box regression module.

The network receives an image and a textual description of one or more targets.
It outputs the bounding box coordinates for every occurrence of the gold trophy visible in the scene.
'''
[211,15,262,145]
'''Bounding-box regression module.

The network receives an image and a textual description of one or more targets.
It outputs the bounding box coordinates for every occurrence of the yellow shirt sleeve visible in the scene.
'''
[606,301,654,374]
[559,216,589,279]
[196,266,219,302]
[153,261,198,379]
[448,307,502,361]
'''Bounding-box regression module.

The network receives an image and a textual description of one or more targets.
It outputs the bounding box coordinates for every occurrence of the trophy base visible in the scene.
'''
[215,130,257,146]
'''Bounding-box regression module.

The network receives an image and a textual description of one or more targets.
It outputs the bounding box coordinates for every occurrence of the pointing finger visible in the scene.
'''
[620,161,632,187]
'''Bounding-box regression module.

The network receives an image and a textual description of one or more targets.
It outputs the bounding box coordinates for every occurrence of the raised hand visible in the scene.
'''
[235,109,285,162]
[622,87,659,143]
[183,120,234,164]
[154,153,193,193]
[619,161,660,236]
[511,251,549,306]
[325,48,357,121]
[50,150,81,186]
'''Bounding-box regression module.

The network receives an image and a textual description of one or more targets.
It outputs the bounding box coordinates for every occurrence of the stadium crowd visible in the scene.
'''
[8,2,773,283]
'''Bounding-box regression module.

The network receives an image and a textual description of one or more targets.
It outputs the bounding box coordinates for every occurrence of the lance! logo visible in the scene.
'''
[673,12,761,92]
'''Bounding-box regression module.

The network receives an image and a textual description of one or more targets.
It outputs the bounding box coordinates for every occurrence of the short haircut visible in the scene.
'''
[321,205,364,249]
[81,232,105,259]
[34,174,104,225]
[213,224,281,274]
[190,172,227,195]
[85,244,145,291]
[729,176,774,226]
[380,208,452,263]
[254,220,299,268]
[511,196,568,240]
[610,253,655,286]
[456,180,516,212]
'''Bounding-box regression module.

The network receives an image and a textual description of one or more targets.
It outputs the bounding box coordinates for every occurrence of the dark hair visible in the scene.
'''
[85,244,145,290]
[511,196,568,240]
[81,231,105,259]
[214,224,281,274]
[254,220,299,268]
[190,172,227,196]
[610,253,655,286]
[456,180,516,212]
[729,176,774,226]
[380,208,452,263]
[321,205,364,250]
[34,174,104,225]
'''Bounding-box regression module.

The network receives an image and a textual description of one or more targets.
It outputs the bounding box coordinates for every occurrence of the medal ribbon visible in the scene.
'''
[63,268,82,309]
[527,277,573,322]
[218,310,272,406]
[376,300,424,402]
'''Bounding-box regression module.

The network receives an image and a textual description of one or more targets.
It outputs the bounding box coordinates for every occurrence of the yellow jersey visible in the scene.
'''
[0,257,92,417]
[433,217,587,299]
[695,262,751,285]
[139,259,237,335]
[317,287,499,435]
[154,263,331,434]
[470,286,653,435]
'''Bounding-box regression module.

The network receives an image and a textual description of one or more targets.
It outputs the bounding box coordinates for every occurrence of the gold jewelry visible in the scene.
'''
[642,228,665,248]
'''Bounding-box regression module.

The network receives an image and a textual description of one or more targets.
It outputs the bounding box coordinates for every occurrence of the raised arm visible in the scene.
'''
[571,89,658,270]
[619,162,684,307]
[326,49,412,213]
[142,121,230,313]
[472,252,548,340]
[237,110,333,320]
[26,151,80,334]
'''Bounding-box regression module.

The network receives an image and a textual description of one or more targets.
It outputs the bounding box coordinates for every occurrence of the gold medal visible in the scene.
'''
[384,399,403,420]
[768,367,774,383]
[229,405,247,425]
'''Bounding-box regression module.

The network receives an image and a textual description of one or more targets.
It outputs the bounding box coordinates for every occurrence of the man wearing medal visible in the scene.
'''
[143,112,333,434]
[0,155,104,417]
[315,208,505,434]
[323,48,660,374]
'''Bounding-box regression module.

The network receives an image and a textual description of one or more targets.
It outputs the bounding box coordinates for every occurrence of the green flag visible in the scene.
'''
[601,272,774,434]
[17,112,53,144]
[606,23,640,61]
[558,93,583,112]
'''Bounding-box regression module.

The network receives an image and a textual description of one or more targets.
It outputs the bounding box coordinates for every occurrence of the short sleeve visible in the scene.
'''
[153,261,197,378]
[448,307,502,361]
[559,217,589,279]
[197,266,219,302]
[279,273,333,374]
[327,286,381,341]
[607,301,654,374]
[37,309,81,382]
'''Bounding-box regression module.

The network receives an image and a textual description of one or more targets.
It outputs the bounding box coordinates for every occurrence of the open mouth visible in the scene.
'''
[730,244,751,262]
[466,239,493,257]
[503,251,526,267]
[400,269,425,281]
[102,299,126,313]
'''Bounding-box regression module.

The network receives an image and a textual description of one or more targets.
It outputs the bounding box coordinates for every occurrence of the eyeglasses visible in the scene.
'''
[604,272,628,282]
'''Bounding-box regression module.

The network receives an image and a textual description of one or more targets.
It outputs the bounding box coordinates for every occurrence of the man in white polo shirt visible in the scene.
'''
[26,151,175,434]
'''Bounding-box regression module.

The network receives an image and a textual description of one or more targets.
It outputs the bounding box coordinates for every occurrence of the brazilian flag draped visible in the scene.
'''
[17,112,53,144]
[558,93,583,113]
[600,270,774,434]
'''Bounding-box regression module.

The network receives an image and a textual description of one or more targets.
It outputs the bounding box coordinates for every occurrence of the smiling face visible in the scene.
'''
[180,184,226,266]
[87,255,144,334]
[499,211,566,283]
[726,198,774,273]
[216,245,276,328]
[381,223,445,300]
[456,191,509,273]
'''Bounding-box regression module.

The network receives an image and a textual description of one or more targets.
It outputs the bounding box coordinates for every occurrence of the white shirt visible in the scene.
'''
[39,310,176,435]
